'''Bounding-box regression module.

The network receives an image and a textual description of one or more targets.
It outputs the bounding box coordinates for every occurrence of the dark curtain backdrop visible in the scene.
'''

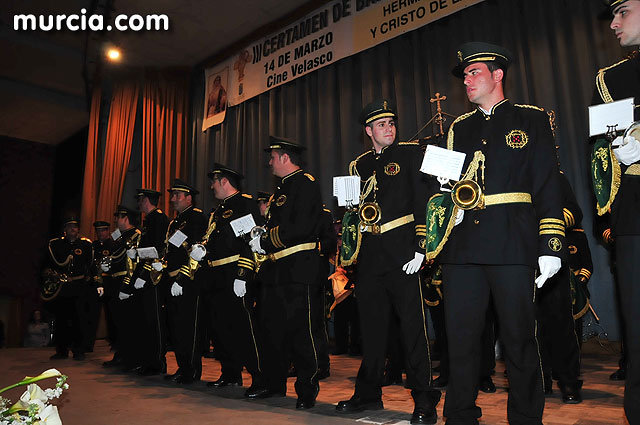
[188,0,632,339]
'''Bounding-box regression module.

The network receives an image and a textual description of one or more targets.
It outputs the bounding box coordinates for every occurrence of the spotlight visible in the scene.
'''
[106,48,121,62]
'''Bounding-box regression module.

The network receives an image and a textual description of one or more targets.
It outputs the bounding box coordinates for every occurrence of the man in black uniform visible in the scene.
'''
[189,164,264,393]
[536,171,583,403]
[591,1,640,421]
[47,217,94,360]
[131,189,169,376]
[107,205,141,370]
[87,221,114,352]
[163,179,207,384]
[256,191,272,219]
[336,101,441,424]
[247,138,324,409]
[438,42,565,425]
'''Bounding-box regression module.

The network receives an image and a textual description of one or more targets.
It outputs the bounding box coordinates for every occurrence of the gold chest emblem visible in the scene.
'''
[74,248,83,255]
[384,162,400,176]
[276,194,287,207]
[568,245,577,255]
[222,209,233,219]
[548,237,562,252]
[506,129,528,149]
[102,249,110,256]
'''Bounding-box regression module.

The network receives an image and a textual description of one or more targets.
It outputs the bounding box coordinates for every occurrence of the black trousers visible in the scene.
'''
[435,301,496,382]
[354,266,440,408]
[137,281,167,370]
[442,264,543,425]
[208,280,263,385]
[536,266,581,389]
[259,282,323,400]
[616,236,640,424]
[82,285,101,352]
[333,294,360,353]
[167,282,204,379]
[50,295,84,356]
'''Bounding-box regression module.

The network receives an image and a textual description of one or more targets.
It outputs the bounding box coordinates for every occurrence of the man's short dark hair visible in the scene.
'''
[275,148,303,167]
[485,61,508,82]
[215,172,241,191]
[146,194,160,206]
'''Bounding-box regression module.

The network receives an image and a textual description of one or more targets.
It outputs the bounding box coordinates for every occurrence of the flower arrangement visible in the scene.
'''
[0,369,68,425]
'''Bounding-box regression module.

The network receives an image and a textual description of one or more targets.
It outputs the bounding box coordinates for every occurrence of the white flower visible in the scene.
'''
[36,405,62,425]
[21,384,48,404]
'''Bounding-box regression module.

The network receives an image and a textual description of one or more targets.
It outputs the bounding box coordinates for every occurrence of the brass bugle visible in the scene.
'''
[359,202,381,225]
[451,179,484,210]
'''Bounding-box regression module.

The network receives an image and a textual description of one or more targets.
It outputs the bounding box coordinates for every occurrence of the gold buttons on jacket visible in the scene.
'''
[474,219,480,225]
[481,139,487,145]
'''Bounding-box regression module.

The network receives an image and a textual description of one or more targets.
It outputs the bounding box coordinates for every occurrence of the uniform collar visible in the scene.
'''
[477,98,509,117]
[372,141,396,156]
[223,190,240,203]
[282,169,303,182]
[178,205,194,217]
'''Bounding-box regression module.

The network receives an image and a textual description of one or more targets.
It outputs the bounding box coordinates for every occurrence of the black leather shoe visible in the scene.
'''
[164,371,182,381]
[244,387,286,399]
[296,398,315,409]
[432,376,448,389]
[336,396,384,413]
[478,376,496,393]
[102,355,123,368]
[410,406,437,424]
[561,388,582,404]
[176,374,199,385]
[207,375,243,388]
[318,368,330,380]
[610,368,626,381]
[287,365,297,377]
[50,353,68,360]
[138,366,163,376]
[381,372,403,387]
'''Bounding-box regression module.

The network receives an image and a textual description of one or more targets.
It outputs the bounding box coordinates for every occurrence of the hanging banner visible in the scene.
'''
[202,66,229,131]
[204,0,485,110]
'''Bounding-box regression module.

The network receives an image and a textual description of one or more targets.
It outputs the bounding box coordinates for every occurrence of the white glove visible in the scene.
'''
[134,278,146,289]
[233,279,247,297]
[535,256,562,288]
[454,209,464,226]
[118,291,131,300]
[190,244,207,261]
[613,135,640,165]
[171,282,183,297]
[151,261,163,272]
[126,248,137,259]
[437,176,451,192]
[402,252,425,275]
[249,236,266,254]
[100,262,110,272]
[97,287,104,297]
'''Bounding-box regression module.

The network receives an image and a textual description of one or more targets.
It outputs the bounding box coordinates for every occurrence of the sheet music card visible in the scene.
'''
[588,97,635,137]
[168,230,188,248]
[333,176,361,207]
[420,145,466,181]
[230,214,257,237]
[111,229,121,240]
[137,247,159,259]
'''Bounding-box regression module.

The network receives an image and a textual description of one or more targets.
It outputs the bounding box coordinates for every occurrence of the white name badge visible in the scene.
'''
[168,230,188,248]
[137,247,159,259]
[111,229,121,240]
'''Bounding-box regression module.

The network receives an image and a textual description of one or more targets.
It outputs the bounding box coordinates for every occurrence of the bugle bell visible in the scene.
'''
[451,179,484,210]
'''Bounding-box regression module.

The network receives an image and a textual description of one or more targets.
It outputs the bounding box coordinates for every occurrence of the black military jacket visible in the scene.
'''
[92,238,116,284]
[559,172,583,232]
[260,169,323,285]
[165,205,207,286]
[593,52,640,236]
[139,208,169,256]
[48,236,93,297]
[439,100,565,267]
[567,229,593,284]
[110,227,140,293]
[351,141,429,272]
[202,191,259,286]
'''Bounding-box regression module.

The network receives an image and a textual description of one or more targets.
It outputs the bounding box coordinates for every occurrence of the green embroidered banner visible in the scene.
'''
[570,272,589,320]
[591,138,620,216]
[339,209,361,267]
[425,193,457,261]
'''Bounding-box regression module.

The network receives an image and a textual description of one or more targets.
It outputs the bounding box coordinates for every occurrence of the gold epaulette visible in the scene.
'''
[242,193,253,199]
[447,110,477,150]
[194,208,203,213]
[304,173,315,181]
[398,141,419,146]
[596,58,629,104]
[81,237,92,243]
[514,104,544,112]
[323,207,332,214]
[157,209,163,214]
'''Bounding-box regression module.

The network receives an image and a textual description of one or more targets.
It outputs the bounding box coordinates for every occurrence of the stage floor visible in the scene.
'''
[0,339,628,424]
